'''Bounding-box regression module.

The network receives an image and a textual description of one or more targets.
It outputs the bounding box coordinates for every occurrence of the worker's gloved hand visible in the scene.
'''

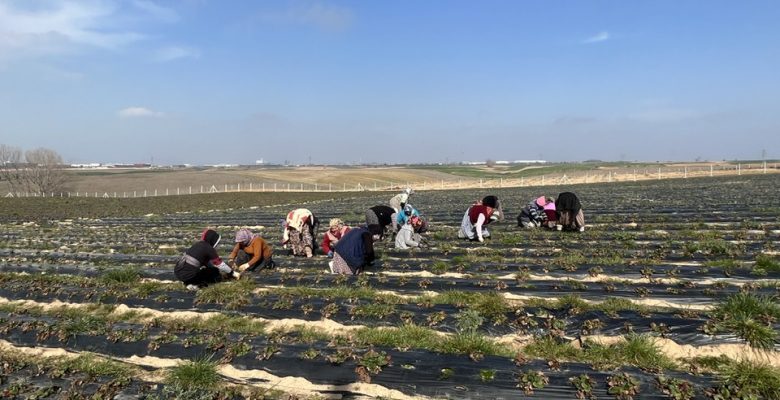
[216,262,232,274]
[238,263,250,272]
[478,237,484,243]
[228,259,235,267]
[327,251,333,258]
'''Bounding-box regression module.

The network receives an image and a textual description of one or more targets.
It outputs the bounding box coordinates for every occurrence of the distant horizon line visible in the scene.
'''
[62,159,780,169]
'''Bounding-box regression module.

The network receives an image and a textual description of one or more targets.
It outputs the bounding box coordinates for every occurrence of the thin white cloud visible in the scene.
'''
[583,31,610,44]
[0,1,145,55]
[628,109,699,123]
[255,2,354,32]
[132,0,180,23]
[118,107,164,118]
[154,45,201,62]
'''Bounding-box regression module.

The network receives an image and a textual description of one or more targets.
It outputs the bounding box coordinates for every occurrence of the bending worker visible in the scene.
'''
[283,208,319,257]
[229,228,275,271]
[329,227,376,275]
[322,218,350,258]
[174,229,239,290]
[458,201,500,242]
[365,204,397,240]
[389,188,414,213]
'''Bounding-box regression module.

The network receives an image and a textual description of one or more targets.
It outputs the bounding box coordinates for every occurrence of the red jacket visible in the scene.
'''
[468,204,492,224]
[322,226,350,254]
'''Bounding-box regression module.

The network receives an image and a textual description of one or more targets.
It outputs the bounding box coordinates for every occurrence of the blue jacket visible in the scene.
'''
[396,207,421,225]
[334,227,375,271]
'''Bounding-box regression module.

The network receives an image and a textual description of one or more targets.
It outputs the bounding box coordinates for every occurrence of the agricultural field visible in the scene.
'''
[1,174,779,399]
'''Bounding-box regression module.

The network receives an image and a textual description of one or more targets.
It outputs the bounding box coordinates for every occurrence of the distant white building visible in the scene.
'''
[70,163,102,168]
[512,160,547,164]
[255,159,264,165]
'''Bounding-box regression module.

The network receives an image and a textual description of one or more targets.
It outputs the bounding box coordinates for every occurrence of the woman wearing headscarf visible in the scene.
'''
[322,218,350,258]
[458,201,499,242]
[283,208,319,257]
[389,188,413,213]
[555,192,585,232]
[396,204,420,229]
[395,215,425,249]
[174,229,239,290]
[229,228,275,272]
[329,227,376,275]
[518,196,556,228]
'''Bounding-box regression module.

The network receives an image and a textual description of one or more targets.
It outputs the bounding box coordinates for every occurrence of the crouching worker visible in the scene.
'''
[229,228,275,272]
[396,204,429,233]
[480,195,504,221]
[329,227,375,275]
[518,196,556,228]
[556,192,585,232]
[283,208,319,257]
[458,202,499,242]
[395,215,426,249]
[365,205,397,240]
[174,229,239,290]
[322,218,350,258]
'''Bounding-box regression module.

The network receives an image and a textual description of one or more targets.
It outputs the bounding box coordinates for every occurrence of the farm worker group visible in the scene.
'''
[173,187,586,289]
[516,192,585,232]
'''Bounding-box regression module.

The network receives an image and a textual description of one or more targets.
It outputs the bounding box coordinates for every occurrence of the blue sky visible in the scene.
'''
[0,0,778,165]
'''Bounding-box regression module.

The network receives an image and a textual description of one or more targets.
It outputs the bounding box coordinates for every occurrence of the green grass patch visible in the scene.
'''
[582,335,677,372]
[710,293,780,349]
[597,297,645,315]
[715,359,780,399]
[421,290,483,307]
[195,280,255,309]
[272,285,406,304]
[350,303,397,319]
[166,358,222,390]
[60,353,134,379]
[354,325,440,350]
[468,291,510,324]
[437,333,514,357]
[99,267,141,284]
[523,336,581,360]
[429,260,451,275]
[755,254,780,273]
[294,326,331,344]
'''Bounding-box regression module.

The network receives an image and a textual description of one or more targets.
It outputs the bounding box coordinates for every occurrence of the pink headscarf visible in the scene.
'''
[235,228,253,244]
[535,196,547,207]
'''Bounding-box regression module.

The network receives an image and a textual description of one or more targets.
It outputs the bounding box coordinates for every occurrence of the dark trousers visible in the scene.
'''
[235,250,274,271]
[180,266,222,287]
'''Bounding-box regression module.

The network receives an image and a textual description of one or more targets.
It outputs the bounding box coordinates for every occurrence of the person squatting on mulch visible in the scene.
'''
[229,228,275,272]
[174,229,240,290]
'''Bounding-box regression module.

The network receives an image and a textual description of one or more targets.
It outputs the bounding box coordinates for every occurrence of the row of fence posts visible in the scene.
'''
[4,162,776,198]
